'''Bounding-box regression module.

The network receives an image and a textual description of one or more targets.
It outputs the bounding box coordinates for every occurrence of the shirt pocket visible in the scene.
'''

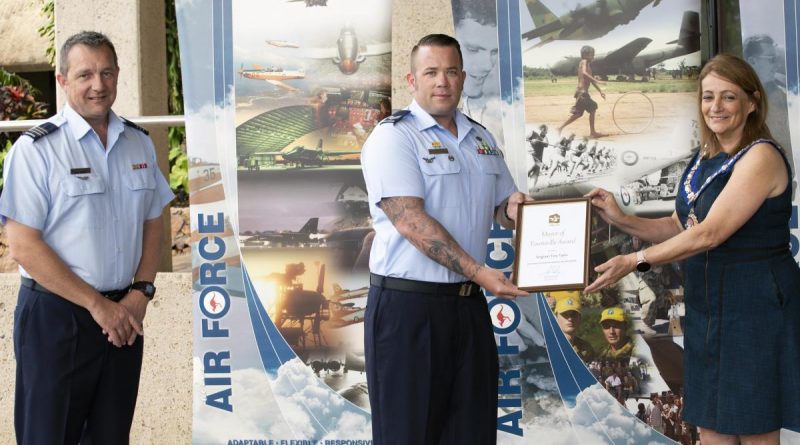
[59,174,107,228]
[124,170,156,218]
[418,155,462,209]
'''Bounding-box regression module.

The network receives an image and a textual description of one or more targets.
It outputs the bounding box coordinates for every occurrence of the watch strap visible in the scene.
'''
[131,281,156,300]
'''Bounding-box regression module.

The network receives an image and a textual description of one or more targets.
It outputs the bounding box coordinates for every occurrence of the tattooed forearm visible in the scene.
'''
[379,196,481,279]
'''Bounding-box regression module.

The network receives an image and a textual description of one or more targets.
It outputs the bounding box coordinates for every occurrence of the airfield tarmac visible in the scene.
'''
[525,91,696,141]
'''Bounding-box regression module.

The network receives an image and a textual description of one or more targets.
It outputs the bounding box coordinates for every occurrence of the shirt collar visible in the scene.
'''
[409,100,475,143]
[62,104,124,148]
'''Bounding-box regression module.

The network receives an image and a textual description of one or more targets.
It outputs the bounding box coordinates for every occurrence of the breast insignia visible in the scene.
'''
[121,117,150,135]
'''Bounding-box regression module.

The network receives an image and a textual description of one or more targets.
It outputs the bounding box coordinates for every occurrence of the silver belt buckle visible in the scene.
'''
[459,283,473,296]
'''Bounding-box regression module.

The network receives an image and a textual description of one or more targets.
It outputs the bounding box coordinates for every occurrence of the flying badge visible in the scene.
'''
[422,156,435,163]
[131,163,148,170]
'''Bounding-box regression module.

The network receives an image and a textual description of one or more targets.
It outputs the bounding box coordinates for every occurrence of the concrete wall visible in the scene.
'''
[0,0,50,72]
[0,1,455,443]
[0,273,193,444]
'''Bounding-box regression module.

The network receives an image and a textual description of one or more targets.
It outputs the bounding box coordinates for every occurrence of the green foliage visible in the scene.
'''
[0,140,10,190]
[523,77,698,96]
[524,66,554,79]
[165,0,189,202]
[37,0,56,67]
[0,68,40,96]
[169,140,188,190]
[0,69,50,192]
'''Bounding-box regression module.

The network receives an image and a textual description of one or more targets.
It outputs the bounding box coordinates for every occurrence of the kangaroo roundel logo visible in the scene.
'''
[202,289,227,315]
[490,301,517,330]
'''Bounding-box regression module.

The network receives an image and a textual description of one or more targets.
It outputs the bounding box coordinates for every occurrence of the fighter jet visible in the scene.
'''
[237,64,305,92]
[293,26,390,75]
[257,138,361,168]
[241,218,321,248]
[550,11,700,81]
[523,0,661,47]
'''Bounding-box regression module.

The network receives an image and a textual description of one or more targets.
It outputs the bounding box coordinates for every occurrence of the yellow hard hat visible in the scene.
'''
[548,290,580,302]
[554,298,582,314]
[599,307,626,323]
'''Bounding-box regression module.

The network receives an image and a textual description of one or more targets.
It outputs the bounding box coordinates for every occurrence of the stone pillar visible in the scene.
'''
[55,0,173,271]
[391,0,454,107]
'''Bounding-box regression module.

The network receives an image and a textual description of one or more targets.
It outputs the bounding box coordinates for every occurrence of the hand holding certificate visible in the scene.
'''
[512,198,591,291]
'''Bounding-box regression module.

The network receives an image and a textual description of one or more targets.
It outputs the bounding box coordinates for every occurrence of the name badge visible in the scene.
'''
[131,163,148,170]
[70,167,91,175]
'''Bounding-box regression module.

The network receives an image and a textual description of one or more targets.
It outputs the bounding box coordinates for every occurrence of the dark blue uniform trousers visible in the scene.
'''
[14,286,143,445]
[365,286,498,445]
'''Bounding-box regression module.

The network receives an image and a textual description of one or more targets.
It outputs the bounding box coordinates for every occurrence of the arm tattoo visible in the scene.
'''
[380,196,481,279]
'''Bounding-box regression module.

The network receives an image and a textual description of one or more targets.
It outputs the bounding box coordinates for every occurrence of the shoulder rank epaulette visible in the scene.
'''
[22,122,60,141]
[380,109,410,125]
[121,117,149,135]
[464,114,486,130]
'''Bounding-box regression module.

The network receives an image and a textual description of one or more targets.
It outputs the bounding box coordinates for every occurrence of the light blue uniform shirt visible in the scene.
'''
[361,100,517,283]
[0,105,174,291]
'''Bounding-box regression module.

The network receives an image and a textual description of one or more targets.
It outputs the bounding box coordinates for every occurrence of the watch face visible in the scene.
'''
[636,261,651,273]
[133,282,156,298]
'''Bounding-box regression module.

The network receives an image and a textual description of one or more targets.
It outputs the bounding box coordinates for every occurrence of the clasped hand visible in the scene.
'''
[90,292,147,347]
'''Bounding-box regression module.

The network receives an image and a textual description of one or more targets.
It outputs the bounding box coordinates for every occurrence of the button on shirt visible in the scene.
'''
[361,100,517,283]
[0,105,174,291]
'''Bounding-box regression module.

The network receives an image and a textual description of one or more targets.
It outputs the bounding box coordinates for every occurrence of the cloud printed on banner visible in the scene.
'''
[271,358,371,440]
[569,384,673,445]
[192,361,293,444]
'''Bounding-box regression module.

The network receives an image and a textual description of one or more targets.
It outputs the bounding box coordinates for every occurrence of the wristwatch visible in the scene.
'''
[130,281,156,300]
[636,250,651,273]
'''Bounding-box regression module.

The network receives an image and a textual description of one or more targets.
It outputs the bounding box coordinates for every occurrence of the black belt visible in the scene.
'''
[20,277,130,303]
[370,273,482,297]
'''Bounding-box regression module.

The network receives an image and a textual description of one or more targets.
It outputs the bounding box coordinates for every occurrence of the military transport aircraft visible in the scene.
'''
[549,11,700,81]
[523,0,661,47]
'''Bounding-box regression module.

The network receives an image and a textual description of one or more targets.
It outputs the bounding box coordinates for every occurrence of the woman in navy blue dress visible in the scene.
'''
[584,54,800,444]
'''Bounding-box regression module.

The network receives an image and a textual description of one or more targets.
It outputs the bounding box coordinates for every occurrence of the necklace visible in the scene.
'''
[681,139,768,229]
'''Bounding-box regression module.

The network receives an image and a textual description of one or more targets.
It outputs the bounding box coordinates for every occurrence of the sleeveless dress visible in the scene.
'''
[675,139,800,434]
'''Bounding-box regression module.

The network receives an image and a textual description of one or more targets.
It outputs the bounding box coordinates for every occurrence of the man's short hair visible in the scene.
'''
[743,34,776,59]
[410,34,463,71]
[59,31,118,75]
[581,45,595,58]
[452,0,497,27]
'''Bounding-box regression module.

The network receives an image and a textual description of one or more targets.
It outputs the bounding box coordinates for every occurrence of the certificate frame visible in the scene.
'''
[512,197,591,292]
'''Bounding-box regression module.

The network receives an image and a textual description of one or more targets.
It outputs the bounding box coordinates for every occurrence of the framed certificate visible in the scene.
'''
[513,197,591,292]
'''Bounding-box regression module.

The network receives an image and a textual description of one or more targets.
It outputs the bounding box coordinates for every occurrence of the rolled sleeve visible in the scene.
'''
[0,139,49,229]
[361,124,425,205]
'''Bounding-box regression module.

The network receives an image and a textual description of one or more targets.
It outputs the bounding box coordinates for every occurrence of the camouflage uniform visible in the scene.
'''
[599,339,633,360]
[571,336,596,362]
